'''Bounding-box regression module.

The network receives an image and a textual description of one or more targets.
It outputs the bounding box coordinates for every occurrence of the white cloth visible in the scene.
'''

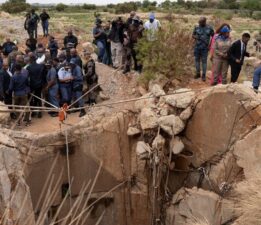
[58,68,72,81]
[144,19,161,41]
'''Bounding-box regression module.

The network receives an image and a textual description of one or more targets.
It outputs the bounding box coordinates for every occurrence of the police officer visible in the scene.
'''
[70,58,86,117]
[45,60,59,117]
[58,62,73,106]
[192,17,214,81]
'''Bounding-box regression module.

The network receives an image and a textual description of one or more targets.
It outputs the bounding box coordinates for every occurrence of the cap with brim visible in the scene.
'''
[69,58,77,65]
[149,13,155,20]
[220,26,231,33]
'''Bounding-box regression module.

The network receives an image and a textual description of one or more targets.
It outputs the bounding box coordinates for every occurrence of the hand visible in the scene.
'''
[236,59,241,64]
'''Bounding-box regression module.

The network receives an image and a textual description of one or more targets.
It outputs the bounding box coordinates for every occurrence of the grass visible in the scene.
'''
[233,173,261,225]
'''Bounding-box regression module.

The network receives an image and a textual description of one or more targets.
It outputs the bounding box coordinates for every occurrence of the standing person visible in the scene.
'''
[45,60,59,116]
[26,36,37,52]
[31,9,40,39]
[0,61,16,119]
[127,11,136,27]
[103,21,112,66]
[212,26,232,85]
[254,31,261,52]
[27,53,45,118]
[229,33,251,83]
[58,62,73,105]
[70,58,86,117]
[93,18,107,63]
[192,17,214,81]
[209,23,231,85]
[2,38,16,57]
[39,9,50,37]
[83,49,98,105]
[70,48,82,68]
[48,36,59,59]
[144,12,161,42]
[8,64,30,126]
[253,64,261,93]
[24,13,33,38]
[109,17,124,69]
[64,30,78,49]
[123,16,143,74]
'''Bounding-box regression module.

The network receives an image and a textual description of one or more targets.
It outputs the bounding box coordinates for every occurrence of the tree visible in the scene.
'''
[242,0,261,11]
[55,3,68,12]
[1,0,30,13]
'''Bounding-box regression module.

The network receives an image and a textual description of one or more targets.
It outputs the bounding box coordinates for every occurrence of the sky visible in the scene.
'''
[0,0,167,5]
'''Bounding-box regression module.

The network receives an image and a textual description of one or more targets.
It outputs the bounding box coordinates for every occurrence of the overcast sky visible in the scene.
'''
[0,0,167,5]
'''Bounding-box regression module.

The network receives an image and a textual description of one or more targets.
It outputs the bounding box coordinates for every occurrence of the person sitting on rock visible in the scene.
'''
[83,48,98,105]
[253,64,261,93]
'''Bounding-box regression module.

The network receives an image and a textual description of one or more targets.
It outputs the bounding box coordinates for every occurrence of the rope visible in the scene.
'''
[30,93,59,109]
[64,129,73,210]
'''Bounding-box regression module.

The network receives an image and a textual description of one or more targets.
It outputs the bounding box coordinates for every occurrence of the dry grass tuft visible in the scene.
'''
[187,217,210,225]
[234,173,261,225]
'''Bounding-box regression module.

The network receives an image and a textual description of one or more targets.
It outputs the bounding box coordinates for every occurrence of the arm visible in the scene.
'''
[0,72,4,98]
[192,27,197,40]
[228,42,238,62]
[8,76,14,94]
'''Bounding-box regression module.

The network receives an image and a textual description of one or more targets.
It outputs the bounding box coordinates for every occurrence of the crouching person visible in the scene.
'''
[45,60,59,117]
[9,64,30,126]
[70,58,86,117]
[83,51,98,105]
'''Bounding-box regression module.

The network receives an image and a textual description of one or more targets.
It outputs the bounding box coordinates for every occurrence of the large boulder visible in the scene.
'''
[165,89,195,109]
[0,102,9,125]
[140,108,158,130]
[135,93,156,111]
[158,115,185,136]
[234,127,261,180]
[184,85,261,167]
[166,187,235,225]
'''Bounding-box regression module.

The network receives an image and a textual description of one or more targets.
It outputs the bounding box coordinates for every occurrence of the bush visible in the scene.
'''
[252,11,261,20]
[115,2,138,14]
[82,4,96,10]
[1,0,30,14]
[214,11,233,20]
[136,24,194,85]
[55,3,68,12]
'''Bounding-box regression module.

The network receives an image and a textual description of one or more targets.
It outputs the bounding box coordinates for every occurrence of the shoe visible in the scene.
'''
[25,121,31,127]
[253,87,258,93]
[194,74,200,79]
[123,67,130,74]
[211,82,218,86]
[202,77,206,82]
[10,113,17,120]
[79,109,86,117]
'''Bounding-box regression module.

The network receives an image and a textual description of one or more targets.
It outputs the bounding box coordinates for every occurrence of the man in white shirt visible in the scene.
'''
[144,12,161,42]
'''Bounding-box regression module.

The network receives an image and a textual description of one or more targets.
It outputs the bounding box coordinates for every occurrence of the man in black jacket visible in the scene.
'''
[27,53,45,118]
[2,38,16,56]
[64,30,78,49]
[40,9,50,37]
[108,17,124,69]
[229,33,251,83]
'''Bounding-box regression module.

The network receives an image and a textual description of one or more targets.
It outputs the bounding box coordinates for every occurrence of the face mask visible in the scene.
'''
[150,19,154,23]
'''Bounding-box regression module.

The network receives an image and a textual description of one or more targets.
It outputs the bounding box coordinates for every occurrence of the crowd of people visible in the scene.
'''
[0,16,98,126]
[92,11,161,74]
[192,17,261,92]
[0,10,260,127]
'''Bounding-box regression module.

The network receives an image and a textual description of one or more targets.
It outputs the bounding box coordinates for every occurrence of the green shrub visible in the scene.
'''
[1,0,30,14]
[136,24,194,85]
[115,2,138,14]
[214,11,233,20]
[55,3,68,12]
[252,11,261,20]
[82,4,96,10]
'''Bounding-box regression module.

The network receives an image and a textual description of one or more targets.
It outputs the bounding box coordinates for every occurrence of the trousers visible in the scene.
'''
[59,83,72,105]
[14,95,29,122]
[42,20,49,36]
[111,42,123,68]
[213,57,229,84]
[230,63,242,83]
[194,47,208,77]
[253,66,261,89]
[48,85,59,108]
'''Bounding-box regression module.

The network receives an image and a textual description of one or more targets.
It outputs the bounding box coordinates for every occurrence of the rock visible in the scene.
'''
[234,127,261,180]
[158,115,185,136]
[127,127,141,136]
[151,84,165,97]
[166,187,235,225]
[135,93,156,111]
[138,85,148,96]
[136,141,151,160]
[184,84,261,167]
[165,89,195,109]
[152,134,165,149]
[140,108,158,130]
[180,107,193,121]
[170,137,184,154]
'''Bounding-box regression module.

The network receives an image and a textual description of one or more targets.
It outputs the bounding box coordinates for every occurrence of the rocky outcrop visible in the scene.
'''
[0,102,10,125]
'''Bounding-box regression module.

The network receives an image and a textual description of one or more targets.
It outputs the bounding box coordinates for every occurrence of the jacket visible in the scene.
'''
[27,62,45,89]
[228,39,250,66]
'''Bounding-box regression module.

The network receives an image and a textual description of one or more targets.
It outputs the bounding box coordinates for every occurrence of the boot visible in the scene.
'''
[79,109,86,117]
[123,66,130,74]
[194,73,200,79]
